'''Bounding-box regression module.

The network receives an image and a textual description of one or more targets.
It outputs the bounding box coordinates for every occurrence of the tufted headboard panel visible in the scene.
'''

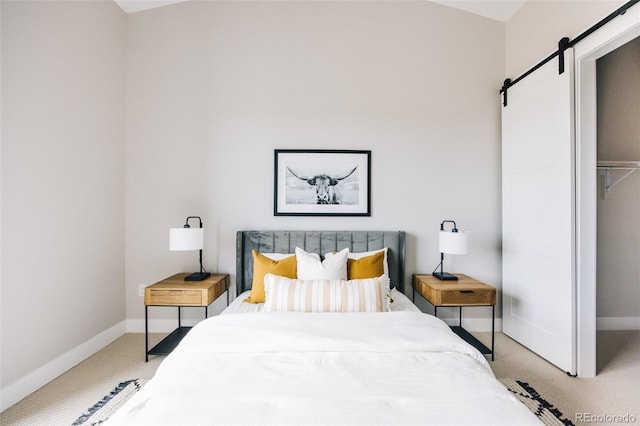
[236,230,406,296]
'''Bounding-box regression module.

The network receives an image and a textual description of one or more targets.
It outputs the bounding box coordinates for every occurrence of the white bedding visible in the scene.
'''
[109,311,539,425]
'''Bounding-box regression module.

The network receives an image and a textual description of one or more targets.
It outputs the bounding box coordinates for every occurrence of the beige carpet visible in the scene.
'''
[0,334,164,426]
[1,331,638,425]
[488,330,640,424]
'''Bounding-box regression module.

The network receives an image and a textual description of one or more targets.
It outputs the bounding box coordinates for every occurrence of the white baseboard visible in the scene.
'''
[597,316,640,330]
[0,321,125,412]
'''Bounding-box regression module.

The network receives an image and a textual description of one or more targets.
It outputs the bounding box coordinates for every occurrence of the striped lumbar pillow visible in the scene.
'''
[263,273,390,313]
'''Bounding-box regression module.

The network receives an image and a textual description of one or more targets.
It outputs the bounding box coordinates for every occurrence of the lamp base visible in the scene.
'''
[433,272,458,281]
[184,272,211,281]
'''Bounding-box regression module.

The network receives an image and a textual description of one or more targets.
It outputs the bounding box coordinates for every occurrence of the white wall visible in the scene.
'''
[125,1,505,327]
[1,0,126,407]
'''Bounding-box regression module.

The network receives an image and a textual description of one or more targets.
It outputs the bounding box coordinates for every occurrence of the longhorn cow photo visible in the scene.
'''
[286,166,358,205]
[274,149,371,216]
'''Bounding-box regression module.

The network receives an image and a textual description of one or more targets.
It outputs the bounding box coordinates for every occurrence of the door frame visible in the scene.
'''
[575,7,640,377]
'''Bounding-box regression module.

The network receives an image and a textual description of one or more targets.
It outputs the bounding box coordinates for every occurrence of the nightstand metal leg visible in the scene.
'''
[145,306,149,362]
[491,305,495,361]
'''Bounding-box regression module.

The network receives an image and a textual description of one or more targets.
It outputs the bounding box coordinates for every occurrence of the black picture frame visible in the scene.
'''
[274,149,371,216]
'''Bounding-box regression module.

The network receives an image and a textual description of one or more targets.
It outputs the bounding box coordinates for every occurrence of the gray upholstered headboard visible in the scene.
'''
[236,230,406,296]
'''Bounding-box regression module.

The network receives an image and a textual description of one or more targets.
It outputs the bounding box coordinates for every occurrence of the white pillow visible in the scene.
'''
[296,247,348,280]
[326,247,389,279]
[263,273,390,313]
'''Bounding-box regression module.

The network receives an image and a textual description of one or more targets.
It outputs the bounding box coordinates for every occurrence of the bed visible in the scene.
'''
[108,230,540,425]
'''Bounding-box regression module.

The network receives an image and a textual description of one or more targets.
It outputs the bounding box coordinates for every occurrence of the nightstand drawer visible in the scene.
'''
[144,273,230,307]
[413,274,496,307]
[437,288,495,306]
[146,289,203,306]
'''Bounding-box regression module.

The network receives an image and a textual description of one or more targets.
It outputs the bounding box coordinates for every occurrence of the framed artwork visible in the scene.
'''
[274,149,371,216]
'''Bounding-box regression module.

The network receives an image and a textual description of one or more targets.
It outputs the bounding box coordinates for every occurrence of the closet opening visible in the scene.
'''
[576,11,640,377]
[595,35,640,373]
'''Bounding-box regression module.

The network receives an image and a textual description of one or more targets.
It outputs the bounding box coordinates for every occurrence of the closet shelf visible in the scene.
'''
[597,161,640,192]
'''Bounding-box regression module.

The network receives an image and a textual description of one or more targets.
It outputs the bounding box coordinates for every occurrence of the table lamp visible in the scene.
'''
[169,216,211,281]
[432,220,471,281]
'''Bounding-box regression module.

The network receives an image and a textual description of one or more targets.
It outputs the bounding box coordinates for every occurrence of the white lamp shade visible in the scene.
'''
[169,227,204,251]
[439,230,471,255]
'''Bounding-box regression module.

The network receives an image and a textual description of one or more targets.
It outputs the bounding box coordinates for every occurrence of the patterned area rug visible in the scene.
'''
[500,378,575,426]
[72,379,145,425]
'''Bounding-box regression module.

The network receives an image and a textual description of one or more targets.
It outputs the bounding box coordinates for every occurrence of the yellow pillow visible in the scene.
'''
[347,250,385,279]
[245,250,297,304]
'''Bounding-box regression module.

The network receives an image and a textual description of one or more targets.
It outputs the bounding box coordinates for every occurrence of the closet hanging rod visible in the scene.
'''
[597,161,639,192]
[597,161,640,169]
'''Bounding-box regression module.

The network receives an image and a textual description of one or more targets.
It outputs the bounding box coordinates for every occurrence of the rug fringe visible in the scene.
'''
[500,378,574,426]
[516,380,574,426]
[72,379,143,425]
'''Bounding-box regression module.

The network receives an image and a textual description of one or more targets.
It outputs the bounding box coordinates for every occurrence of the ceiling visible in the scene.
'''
[115,0,189,14]
[430,0,525,22]
[114,0,525,22]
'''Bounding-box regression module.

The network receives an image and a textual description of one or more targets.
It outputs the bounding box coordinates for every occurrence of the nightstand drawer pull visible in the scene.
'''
[459,290,474,293]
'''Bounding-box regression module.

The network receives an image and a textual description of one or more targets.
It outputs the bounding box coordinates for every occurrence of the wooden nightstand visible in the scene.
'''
[413,273,496,360]
[144,273,229,361]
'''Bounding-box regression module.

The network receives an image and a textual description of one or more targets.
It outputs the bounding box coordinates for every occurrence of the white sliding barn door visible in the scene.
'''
[502,50,576,375]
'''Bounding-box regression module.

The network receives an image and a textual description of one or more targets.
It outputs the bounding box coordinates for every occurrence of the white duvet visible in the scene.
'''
[108,311,540,425]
